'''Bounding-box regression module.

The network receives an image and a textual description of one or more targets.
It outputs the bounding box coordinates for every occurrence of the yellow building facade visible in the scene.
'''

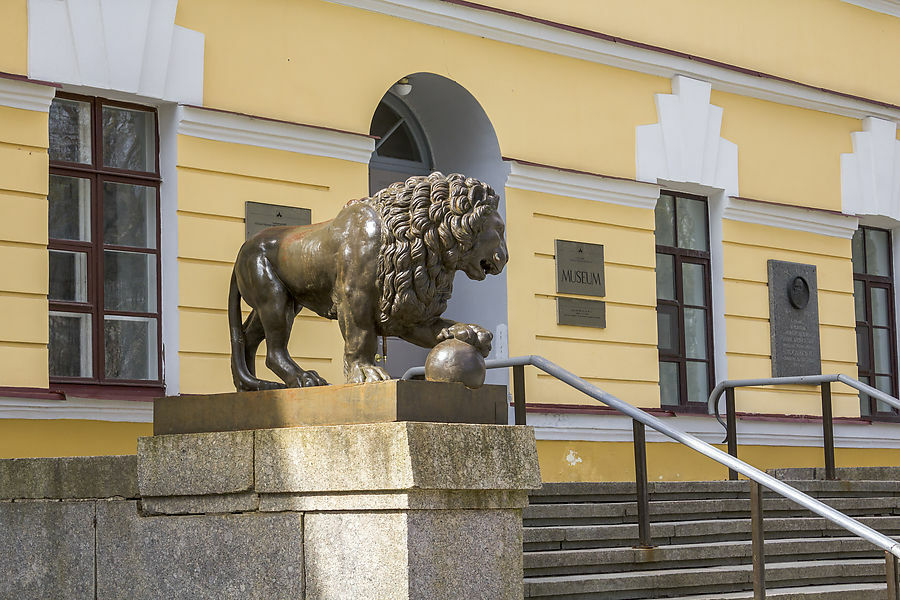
[2,0,900,481]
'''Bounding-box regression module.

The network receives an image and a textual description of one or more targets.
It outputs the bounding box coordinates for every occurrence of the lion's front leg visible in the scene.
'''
[336,295,391,384]
[400,319,494,358]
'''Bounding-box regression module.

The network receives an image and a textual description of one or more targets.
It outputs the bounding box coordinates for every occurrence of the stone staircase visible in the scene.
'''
[523,469,900,599]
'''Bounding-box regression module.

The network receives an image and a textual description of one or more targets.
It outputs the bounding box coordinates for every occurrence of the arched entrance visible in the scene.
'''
[367,73,509,384]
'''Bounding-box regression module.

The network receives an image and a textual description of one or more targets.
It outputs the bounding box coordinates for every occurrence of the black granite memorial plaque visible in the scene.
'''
[768,260,821,377]
[557,297,606,328]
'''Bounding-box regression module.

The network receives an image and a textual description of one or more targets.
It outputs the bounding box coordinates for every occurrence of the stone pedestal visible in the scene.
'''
[138,419,541,599]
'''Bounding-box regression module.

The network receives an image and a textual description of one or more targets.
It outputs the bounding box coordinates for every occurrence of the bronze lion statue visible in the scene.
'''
[228,171,508,390]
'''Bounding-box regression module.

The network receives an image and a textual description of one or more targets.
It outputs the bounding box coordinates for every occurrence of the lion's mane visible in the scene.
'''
[360,171,499,330]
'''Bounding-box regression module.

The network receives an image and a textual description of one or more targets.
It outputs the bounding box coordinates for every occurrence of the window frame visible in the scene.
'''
[48,92,163,396]
[655,191,716,413]
[368,92,433,194]
[852,225,899,420]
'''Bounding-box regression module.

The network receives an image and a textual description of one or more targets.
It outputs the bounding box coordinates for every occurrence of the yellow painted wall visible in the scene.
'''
[722,220,859,417]
[0,104,48,388]
[0,419,151,458]
[485,0,900,108]
[537,439,900,482]
[175,0,666,179]
[0,1,27,75]
[713,90,859,212]
[505,187,660,408]
[176,134,367,393]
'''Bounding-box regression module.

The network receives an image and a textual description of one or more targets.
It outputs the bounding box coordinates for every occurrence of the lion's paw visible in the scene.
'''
[437,323,493,357]
[347,363,392,384]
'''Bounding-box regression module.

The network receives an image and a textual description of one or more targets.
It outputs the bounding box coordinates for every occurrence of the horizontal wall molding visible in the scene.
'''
[504,159,661,209]
[529,411,900,449]
[176,105,376,163]
[0,75,56,112]
[842,0,900,18]
[723,196,859,239]
[326,0,900,122]
[0,396,152,422]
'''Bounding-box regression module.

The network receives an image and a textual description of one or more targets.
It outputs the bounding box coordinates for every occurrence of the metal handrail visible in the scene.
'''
[708,373,900,430]
[404,356,900,573]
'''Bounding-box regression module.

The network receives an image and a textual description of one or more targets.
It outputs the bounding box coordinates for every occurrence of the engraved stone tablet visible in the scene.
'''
[557,297,606,328]
[768,260,821,377]
[555,240,605,297]
[245,202,311,239]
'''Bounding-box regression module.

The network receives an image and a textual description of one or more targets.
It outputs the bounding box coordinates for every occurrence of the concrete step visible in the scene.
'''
[671,582,887,599]
[524,536,880,577]
[524,558,887,599]
[770,466,900,481]
[529,480,900,504]
[523,496,900,526]
[524,515,900,551]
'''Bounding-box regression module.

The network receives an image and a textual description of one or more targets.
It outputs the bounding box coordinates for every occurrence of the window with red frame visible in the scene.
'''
[47,94,162,389]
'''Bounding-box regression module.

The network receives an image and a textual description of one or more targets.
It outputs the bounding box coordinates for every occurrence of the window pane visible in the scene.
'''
[49,250,88,302]
[49,98,91,164]
[875,376,896,413]
[102,106,156,172]
[873,328,892,373]
[686,361,709,404]
[656,254,675,301]
[378,121,420,161]
[103,182,156,248]
[49,311,92,377]
[856,327,870,370]
[104,251,157,312]
[872,287,890,327]
[104,316,158,380]
[851,229,865,274]
[682,262,706,306]
[657,305,679,354]
[676,197,708,251]
[853,280,866,322]
[859,375,872,417]
[659,361,680,406]
[684,307,708,360]
[865,229,890,277]
[49,175,91,241]
[655,195,675,247]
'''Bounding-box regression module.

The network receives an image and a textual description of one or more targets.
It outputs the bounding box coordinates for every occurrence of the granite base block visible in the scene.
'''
[0,455,137,499]
[304,509,523,600]
[0,500,95,599]
[96,500,304,600]
[140,492,260,516]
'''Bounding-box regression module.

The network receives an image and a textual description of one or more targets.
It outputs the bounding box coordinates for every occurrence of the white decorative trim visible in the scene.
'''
[504,160,661,210]
[27,0,204,104]
[325,0,900,122]
[842,0,900,18]
[0,77,56,112]
[0,397,152,422]
[636,76,739,198]
[723,196,859,239]
[529,411,900,449]
[841,117,900,222]
[158,105,180,396]
[176,106,376,163]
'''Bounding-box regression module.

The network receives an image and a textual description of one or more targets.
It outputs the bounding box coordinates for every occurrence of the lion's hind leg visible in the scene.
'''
[240,310,286,391]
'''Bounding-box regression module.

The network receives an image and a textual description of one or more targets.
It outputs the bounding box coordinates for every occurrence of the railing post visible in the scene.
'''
[512,364,526,426]
[750,481,767,599]
[725,387,738,481]
[821,382,836,481]
[887,551,900,600]
[632,419,653,548]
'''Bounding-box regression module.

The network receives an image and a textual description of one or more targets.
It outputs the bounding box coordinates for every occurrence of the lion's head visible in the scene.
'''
[364,171,508,330]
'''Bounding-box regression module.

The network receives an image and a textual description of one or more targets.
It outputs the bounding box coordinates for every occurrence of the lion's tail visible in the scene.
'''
[228,270,256,391]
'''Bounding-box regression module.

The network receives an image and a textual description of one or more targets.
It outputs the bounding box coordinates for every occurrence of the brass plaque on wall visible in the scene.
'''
[557,297,606,328]
[555,239,605,297]
[245,202,312,239]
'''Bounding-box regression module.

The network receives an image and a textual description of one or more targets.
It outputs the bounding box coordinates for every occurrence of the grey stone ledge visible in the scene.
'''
[140,492,260,516]
[0,455,137,500]
[259,489,530,512]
